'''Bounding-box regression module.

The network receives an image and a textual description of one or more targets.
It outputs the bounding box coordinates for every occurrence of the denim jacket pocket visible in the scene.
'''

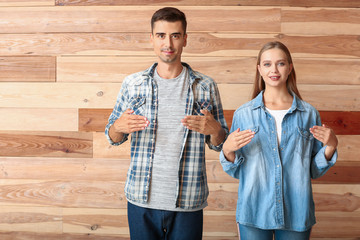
[240,125,260,157]
[128,97,146,116]
[193,100,213,115]
[295,127,314,158]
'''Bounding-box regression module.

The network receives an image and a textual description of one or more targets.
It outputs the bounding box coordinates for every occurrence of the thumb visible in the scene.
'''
[200,109,210,116]
[124,108,135,114]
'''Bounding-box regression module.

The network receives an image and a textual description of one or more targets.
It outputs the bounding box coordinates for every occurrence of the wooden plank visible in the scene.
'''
[0,33,359,58]
[0,6,280,33]
[0,0,53,6]
[312,162,360,184]
[93,132,131,159]
[0,180,125,209]
[0,206,62,233]
[203,211,238,237]
[312,211,360,238]
[0,108,78,132]
[81,109,360,135]
[0,157,128,181]
[282,8,360,35]
[79,109,111,132]
[63,208,128,235]
[0,56,55,82]
[0,131,92,158]
[55,0,360,8]
[0,82,121,109]
[337,135,360,162]
[298,85,360,112]
[0,232,130,240]
[319,112,360,135]
[57,56,256,84]
[294,58,360,85]
[58,56,360,85]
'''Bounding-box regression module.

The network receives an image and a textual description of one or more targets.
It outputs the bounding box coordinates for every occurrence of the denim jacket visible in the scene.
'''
[106,62,228,209]
[220,91,337,231]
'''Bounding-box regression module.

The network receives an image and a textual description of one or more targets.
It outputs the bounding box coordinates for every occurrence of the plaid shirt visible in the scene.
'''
[105,62,228,209]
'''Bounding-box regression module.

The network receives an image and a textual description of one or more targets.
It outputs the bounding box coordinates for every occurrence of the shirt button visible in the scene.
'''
[273,148,276,151]
[277,165,279,168]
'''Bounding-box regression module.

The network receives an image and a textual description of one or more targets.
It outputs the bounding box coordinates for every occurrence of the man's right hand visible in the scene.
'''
[113,109,149,134]
[109,109,149,142]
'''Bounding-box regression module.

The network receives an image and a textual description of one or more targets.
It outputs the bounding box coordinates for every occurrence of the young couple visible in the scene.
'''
[106,7,338,240]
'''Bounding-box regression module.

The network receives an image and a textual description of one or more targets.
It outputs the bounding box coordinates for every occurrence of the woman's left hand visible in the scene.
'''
[310,124,338,160]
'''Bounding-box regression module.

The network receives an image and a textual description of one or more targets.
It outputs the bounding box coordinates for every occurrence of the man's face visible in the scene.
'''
[150,20,187,64]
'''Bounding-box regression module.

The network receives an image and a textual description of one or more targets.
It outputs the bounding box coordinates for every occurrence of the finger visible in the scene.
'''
[200,109,210,116]
[124,109,135,114]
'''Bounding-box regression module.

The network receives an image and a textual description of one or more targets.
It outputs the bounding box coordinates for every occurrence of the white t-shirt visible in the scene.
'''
[266,107,290,143]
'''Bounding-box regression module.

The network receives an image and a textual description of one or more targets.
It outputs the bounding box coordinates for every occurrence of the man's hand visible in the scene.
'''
[113,109,149,134]
[109,109,149,142]
[181,109,226,146]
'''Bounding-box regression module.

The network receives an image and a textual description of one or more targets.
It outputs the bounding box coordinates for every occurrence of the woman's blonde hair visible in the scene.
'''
[252,41,302,100]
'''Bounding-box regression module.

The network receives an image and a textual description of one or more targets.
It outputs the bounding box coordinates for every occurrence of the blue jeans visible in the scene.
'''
[239,224,311,240]
[127,202,203,240]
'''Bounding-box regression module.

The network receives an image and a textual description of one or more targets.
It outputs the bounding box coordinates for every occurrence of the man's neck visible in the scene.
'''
[156,62,184,79]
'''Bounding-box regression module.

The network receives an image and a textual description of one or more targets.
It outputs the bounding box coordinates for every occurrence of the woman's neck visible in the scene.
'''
[263,88,293,110]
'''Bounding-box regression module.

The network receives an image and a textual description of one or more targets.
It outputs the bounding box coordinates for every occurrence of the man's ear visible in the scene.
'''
[183,33,188,47]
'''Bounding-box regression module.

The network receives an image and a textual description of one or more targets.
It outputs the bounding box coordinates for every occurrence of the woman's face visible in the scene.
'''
[257,48,293,89]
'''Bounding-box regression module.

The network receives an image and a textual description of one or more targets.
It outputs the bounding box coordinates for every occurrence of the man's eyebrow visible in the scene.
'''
[155,32,182,35]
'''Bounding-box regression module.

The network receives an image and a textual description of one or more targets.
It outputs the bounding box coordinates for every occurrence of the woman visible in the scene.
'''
[220,41,338,240]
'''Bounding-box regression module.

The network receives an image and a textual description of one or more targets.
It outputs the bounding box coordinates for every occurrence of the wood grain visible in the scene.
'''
[55,0,360,8]
[281,8,360,35]
[0,33,359,58]
[0,232,130,240]
[0,6,280,33]
[57,56,360,85]
[0,206,62,233]
[0,108,78,131]
[0,0,53,6]
[0,82,121,109]
[0,131,93,158]
[2,83,359,110]
[80,109,360,135]
[0,180,125,208]
[0,157,128,181]
[0,56,55,82]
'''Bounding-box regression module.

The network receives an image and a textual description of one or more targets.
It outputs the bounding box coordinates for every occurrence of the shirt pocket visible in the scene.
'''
[128,96,146,116]
[240,125,261,157]
[295,127,314,158]
[193,100,213,115]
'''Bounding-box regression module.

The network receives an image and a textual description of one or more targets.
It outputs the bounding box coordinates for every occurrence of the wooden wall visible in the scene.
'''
[0,0,359,239]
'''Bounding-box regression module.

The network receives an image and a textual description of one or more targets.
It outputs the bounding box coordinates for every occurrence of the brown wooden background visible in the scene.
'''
[0,0,359,239]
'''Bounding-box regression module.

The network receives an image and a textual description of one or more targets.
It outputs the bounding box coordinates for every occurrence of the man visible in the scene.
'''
[105,7,228,240]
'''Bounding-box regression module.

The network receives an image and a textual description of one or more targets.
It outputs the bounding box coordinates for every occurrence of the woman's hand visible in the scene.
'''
[310,124,338,160]
[222,128,255,163]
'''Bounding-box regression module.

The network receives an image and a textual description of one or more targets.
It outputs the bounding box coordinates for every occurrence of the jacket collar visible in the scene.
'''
[251,90,305,112]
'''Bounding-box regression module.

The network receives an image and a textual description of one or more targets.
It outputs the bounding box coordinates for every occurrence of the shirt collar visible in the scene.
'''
[142,62,201,86]
[251,90,305,112]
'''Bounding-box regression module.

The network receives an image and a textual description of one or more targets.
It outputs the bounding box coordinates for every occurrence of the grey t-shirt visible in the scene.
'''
[129,66,207,211]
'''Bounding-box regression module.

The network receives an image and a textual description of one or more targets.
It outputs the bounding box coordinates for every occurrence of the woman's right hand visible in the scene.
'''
[222,128,255,163]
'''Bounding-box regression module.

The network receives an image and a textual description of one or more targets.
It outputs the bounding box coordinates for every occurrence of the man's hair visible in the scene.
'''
[151,7,187,34]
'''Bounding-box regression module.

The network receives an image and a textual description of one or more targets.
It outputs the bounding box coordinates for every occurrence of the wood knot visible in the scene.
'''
[90,224,99,231]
